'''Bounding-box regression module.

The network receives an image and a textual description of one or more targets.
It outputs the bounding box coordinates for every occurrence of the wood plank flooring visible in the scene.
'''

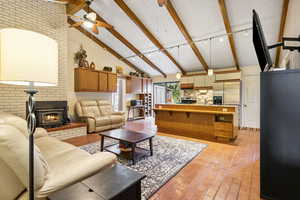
[64,118,261,200]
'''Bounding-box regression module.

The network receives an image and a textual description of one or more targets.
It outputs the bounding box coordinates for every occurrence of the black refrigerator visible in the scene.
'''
[261,69,300,200]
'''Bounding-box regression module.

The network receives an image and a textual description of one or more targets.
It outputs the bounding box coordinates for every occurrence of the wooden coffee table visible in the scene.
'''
[99,129,155,164]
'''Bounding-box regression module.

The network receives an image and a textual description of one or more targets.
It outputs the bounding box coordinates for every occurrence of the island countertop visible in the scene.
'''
[154,104,237,113]
[153,108,235,115]
[153,104,239,141]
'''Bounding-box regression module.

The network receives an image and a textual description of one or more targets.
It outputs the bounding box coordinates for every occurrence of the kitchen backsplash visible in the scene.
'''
[181,89,213,104]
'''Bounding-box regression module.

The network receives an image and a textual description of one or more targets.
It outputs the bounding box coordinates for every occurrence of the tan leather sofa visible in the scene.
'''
[75,100,125,133]
[0,112,116,200]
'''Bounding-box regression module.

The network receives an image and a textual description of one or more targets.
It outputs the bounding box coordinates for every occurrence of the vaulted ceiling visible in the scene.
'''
[69,0,285,77]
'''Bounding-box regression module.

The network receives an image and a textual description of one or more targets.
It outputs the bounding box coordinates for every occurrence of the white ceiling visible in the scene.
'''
[74,0,283,76]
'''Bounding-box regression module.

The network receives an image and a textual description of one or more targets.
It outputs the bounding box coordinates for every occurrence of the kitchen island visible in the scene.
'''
[153,104,239,141]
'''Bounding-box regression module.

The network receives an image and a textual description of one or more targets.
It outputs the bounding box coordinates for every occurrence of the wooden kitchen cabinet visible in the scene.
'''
[75,68,117,93]
[98,71,108,92]
[126,77,152,94]
[75,68,98,92]
[126,77,142,94]
[108,73,117,92]
[126,77,132,93]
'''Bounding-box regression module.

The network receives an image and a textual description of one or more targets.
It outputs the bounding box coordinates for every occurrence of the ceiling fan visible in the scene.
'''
[47,0,113,34]
[68,0,113,34]
[158,0,168,7]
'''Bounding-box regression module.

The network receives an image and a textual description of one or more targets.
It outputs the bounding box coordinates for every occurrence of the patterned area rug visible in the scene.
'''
[80,135,207,200]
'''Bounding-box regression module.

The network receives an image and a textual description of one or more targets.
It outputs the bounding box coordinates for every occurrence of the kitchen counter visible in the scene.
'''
[153,104,238,141]
[153,108,235,115]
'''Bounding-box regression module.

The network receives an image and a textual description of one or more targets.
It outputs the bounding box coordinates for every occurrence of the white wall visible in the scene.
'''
[67,28,137,117]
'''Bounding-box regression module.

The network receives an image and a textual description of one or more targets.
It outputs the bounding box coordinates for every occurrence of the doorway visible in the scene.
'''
[112,78,125,112]
[153,82,180,105]
[242,75,260,128]
[154,85,166,105]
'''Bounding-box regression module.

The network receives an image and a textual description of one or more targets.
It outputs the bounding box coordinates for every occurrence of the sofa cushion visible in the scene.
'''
[78,101,101,118]
[0,158,26,200]
[110,115,123,124]
[38,150,116,197]
[95,116,112,126]
[97,100,113,115]
[0,112,28,136]
[35,136,77,160]
[0,125,48,191]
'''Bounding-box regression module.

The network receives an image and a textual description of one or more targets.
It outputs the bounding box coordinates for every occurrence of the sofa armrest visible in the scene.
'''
[111,111,125,116]
[80,116,96,133]
[34,128,48,139]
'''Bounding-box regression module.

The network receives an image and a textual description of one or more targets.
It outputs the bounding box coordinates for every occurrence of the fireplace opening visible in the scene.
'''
[26,101,69,128]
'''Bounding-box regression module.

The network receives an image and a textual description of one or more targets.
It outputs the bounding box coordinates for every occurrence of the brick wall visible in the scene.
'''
[0,0,68,118]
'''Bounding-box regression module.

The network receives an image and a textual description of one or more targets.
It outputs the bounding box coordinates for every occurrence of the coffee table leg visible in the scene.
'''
[131,143,136,165]
[149,138,153,156]
[100,135,104,152]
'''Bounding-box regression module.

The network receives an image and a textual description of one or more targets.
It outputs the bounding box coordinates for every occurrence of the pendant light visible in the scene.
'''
[208,38,214,76]
[176,45,182,79]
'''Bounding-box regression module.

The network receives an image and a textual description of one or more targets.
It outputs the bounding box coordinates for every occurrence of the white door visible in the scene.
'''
[154,85,166,105]
[242,75,260,128]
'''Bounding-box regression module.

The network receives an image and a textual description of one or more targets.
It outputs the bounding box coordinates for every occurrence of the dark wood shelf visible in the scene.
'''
[104,144,150,161]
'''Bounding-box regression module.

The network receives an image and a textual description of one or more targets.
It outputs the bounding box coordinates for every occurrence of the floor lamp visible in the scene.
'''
[0,28,58,200]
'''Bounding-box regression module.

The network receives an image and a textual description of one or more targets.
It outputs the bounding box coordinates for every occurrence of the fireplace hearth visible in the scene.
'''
[26,101,69,128]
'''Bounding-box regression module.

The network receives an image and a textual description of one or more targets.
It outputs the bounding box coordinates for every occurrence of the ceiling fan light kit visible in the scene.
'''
[67,0,112,35]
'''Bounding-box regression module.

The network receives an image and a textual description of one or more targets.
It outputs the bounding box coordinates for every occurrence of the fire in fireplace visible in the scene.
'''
[26,101,69,128]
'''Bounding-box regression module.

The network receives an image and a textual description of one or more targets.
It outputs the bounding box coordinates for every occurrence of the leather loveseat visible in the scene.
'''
[0,112,116,200]
[75,100,125,133]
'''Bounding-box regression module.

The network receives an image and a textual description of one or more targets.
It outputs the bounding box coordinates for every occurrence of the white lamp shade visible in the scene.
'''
[0,28,58,86]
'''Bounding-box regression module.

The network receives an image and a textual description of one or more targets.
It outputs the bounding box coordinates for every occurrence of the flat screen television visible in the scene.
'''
[253,9,273,72]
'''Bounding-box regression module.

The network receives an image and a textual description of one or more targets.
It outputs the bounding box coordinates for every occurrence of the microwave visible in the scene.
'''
[130,100,143,106]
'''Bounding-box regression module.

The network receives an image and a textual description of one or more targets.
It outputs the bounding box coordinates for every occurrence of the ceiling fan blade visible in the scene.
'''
[70,21,84,27]
[46,0,69,4]
[67,14,82,19]
[96,21,113,29]
[92,24,99,34]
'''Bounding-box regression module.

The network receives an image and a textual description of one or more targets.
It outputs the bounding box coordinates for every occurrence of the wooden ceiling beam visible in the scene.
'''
[275,0,290,66]
[164,0,209,72]
[83,7,167,77]
[68,18,148,76]
[114,0,186,75]
[66,0,87,15]
[218,0,240,70]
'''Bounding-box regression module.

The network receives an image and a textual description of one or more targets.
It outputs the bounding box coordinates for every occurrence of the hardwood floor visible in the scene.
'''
[64,118,260,200]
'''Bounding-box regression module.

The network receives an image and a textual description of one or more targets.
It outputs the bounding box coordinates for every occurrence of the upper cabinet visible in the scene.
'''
[107,73,117,92]
[180,76,194,84]
[74,68,98,92]
[126,77,152,94]
[98,71,108,92]
[75,68,117,93]
[215,72,241,82]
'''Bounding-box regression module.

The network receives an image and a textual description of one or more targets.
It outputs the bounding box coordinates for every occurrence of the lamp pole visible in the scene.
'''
[25,84,38,200]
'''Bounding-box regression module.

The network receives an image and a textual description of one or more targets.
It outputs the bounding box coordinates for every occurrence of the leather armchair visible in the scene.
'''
[75,100,125,133]
[0,112,116,200]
